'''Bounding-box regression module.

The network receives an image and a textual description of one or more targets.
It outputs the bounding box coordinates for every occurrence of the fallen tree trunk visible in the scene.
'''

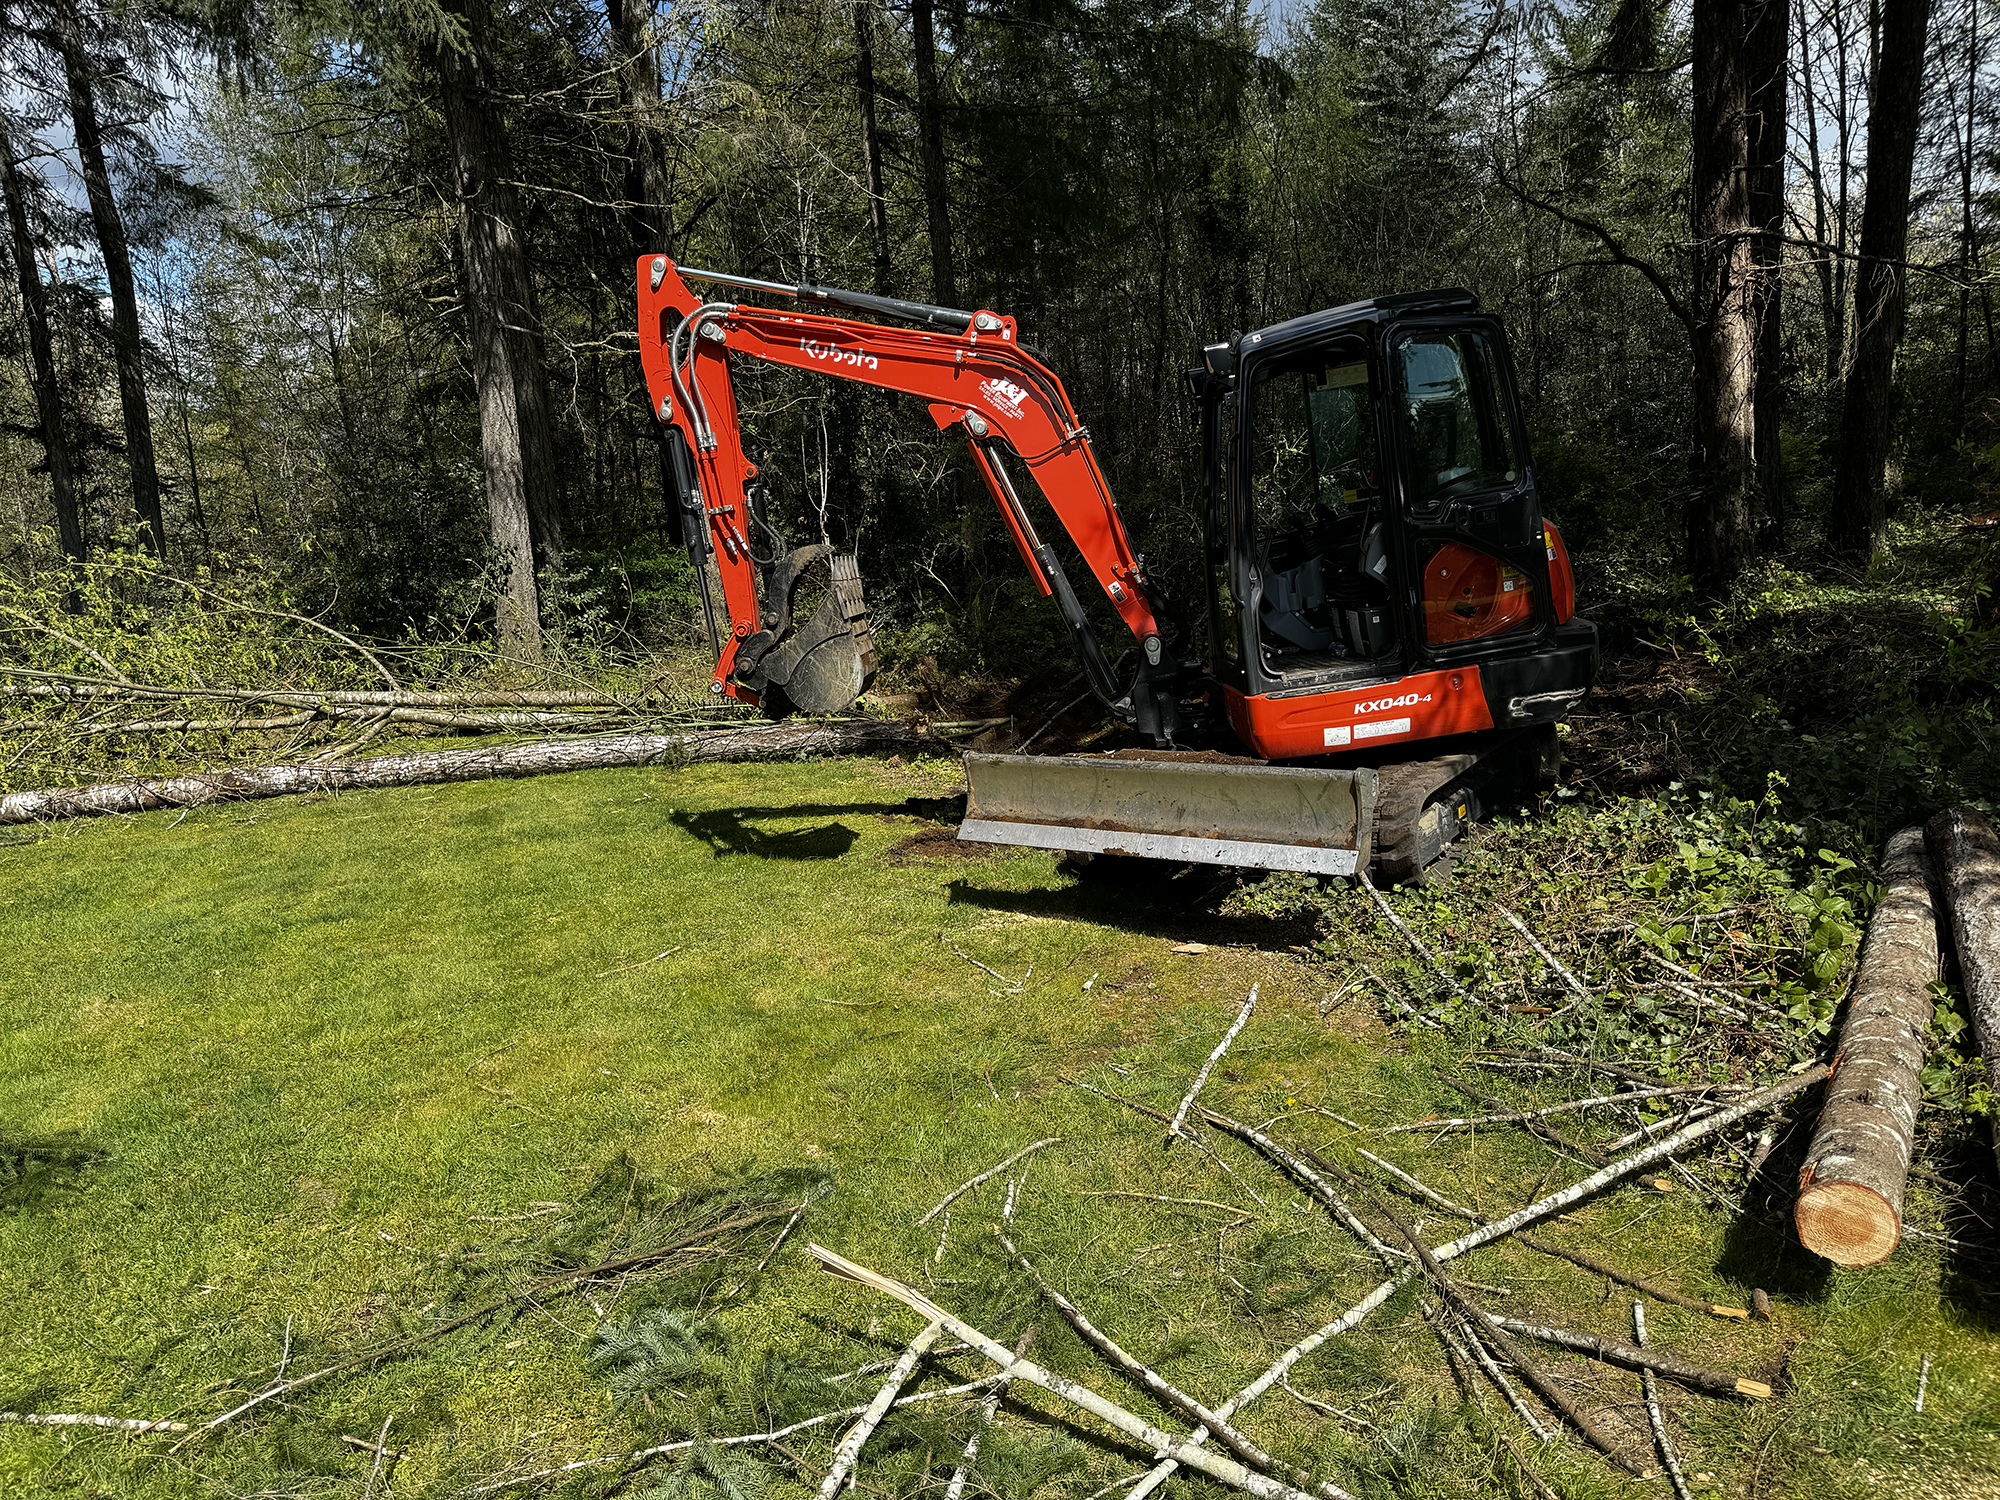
[1,680,633,708]
[1795,826,1941,1266]
[0,719,934,827]
[6,706,623,735]
[1926,805,2000,1177]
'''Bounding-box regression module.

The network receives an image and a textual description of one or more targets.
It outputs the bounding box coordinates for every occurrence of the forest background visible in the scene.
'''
[0,0,1996,834]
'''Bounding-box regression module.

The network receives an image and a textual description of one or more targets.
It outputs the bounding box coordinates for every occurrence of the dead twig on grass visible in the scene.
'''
[997,1228,1350,1499]
[362,1413,395,1500]
[1116,1062,1830,1497]
[1197,1107,1408,1264]
[1499,907,1595,1006]
[816,1321,943,1498]
[1168,985,1258,1145]
[595,946,683,978]
[1066,1079,1267,1207]
[1634,1303,1696,1500]
[0,1411,187,1432]
[1381,1081,1740,1135]
[1642,951,1789,1022]
[472,1375,1008,1492]
[1078,1191,1252,1217]
[807,1244,1337,1500]
[915,1139,1062,1226]
[946,938,1028,993]
[1485,1313,1771,1398]
[1437,1071,1608,1164]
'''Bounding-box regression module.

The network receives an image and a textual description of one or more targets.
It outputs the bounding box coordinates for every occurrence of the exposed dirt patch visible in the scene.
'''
[883,823,999,864]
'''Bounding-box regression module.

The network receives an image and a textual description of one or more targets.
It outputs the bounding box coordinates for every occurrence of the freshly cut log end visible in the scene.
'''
[1794,825,1939,1266]
[1795,1179,1902,1267]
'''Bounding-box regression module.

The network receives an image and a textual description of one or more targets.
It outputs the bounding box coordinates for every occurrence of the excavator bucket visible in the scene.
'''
[742,551,880,717]
[959,752,1378,876]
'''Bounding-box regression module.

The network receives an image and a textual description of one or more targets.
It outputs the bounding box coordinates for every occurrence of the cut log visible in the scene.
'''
[0,720,936,827]
[1926,806,2000,1177]
[1795,826,1942,1265]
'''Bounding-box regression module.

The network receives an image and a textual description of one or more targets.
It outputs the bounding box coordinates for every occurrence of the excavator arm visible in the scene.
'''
[636,255,1182,736]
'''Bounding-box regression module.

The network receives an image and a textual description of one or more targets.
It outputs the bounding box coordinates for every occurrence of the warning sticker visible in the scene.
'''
[1322,726,1352,747]
[1353,717,1412,741]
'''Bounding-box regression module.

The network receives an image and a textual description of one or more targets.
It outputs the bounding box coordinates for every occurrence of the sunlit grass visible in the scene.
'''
[0,758,1993,1496]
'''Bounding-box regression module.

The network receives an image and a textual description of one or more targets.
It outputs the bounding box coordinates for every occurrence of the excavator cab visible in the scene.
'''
[1192,291,1595,763]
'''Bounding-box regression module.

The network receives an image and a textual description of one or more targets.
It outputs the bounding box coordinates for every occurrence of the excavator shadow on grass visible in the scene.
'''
[943,866,1325,955]
[669,796,967,862]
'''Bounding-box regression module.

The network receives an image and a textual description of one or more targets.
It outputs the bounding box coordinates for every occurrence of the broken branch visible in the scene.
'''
[1380,1082,1737,1134]
[815,1320,942,1498]
[1359,872,1470,1000]
[806,1244,1335,1500]
[915,1138,1062,1226]
[1486,1312,1771,1398]
[1168,985,1258,1144]
[1354,1148,1749,1319]
[1499,907,1595,1006]
[1633,1303,1696,1500]
[1119,1061,1829,1496]
[0,1411,187,1432]
[997,1228,1348,1499]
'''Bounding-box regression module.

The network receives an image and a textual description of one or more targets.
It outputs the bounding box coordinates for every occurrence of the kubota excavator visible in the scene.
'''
[636,255,1597,881]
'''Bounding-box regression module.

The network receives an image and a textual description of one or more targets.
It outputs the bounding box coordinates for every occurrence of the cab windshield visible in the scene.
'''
[1395,332,1520,512]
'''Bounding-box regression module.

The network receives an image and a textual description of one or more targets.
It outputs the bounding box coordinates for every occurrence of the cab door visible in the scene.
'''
[1381,318,1554,667]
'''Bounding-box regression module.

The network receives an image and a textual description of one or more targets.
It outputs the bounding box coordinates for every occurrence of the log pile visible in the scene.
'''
[1790,807,1998,1265]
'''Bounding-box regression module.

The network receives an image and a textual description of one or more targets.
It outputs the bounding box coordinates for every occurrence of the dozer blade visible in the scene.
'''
[960,752,1378,876]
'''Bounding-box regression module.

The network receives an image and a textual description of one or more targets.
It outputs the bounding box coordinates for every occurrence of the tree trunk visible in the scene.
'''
[1830,0,1933,562]
[433,0,563,656]
[853,0,893,295]
[1925,806,2000,1178]
[1746,0,1788,544]
[911,0,956,306]
[1794,826,1940,1266]
[606,0,674,254]
[0,720,938,827]
[49,0,164,558]
[0,110,84,563]
[1689,0,1785,591]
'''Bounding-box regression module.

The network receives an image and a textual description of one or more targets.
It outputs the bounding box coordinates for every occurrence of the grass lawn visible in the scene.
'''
[0,755,1994,1498]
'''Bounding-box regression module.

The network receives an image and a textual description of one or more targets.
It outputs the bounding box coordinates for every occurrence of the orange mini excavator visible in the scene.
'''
[637,256,1597,881]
